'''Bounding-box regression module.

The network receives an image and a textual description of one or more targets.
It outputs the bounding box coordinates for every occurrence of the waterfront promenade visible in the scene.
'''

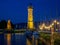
[0,29,60,45]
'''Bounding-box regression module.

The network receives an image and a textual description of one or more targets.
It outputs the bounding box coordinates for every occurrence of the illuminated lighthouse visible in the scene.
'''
[27,4,34,30]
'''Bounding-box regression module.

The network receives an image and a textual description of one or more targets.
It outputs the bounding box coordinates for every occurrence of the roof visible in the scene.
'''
[28,3,33,9]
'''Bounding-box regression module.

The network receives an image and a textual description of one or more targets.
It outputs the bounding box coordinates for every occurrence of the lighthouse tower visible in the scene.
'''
[27,4,34,30]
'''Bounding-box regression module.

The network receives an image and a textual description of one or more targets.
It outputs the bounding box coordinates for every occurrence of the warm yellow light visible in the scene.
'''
[28,22,34,29]
[27,5,34,30]
[7,20,11,30]
[42,23,45,27]
[7,34,11,45]
[39,20,60,30]
[45,26,48,28]
[54,20,57,23]
[57,22,60,24]
[39,25,43,30]
[40,27,43,30]
[49,25,52,28]
[45,26,50,30]
[51,23,54,26]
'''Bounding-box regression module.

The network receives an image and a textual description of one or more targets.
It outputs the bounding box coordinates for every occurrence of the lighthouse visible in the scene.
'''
[27,4,34,30]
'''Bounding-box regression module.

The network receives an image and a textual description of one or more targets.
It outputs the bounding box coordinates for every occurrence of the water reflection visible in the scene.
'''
[14,33,26,45]
[0,34,4,45]
[6,34,11,45]
[0,33,26,45]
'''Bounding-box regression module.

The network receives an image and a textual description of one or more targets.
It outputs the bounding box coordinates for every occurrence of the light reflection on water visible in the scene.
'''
[0,33,26,45]
[6,34,11,45]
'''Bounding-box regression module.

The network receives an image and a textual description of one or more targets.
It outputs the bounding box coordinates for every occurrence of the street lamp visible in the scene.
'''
[57,22,60,25]
[54,20,57,23]
[51,28,54,45]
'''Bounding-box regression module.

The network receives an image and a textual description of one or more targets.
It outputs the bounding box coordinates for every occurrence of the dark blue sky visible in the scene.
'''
[0,0,60,24]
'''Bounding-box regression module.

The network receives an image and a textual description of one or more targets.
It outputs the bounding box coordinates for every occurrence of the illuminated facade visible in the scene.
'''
[7,20,11,30]
[27,5,34,30]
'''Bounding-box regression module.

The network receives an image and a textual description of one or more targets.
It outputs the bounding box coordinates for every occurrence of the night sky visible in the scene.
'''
[0,0,60,24]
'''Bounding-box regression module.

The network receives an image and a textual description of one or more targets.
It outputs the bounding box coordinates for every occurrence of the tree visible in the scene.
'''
[0,20,14,29]
[0,20,7,29]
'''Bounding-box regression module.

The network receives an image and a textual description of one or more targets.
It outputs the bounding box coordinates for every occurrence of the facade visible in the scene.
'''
[7,20,12,30]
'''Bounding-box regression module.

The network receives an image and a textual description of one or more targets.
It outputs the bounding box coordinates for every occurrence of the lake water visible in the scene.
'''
[0,30,40,45]
[0,33,26,45]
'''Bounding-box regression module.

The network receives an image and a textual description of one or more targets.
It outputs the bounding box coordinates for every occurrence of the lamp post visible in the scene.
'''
[51,28,54,45]
[32,35,34,45]
[54,20,60,31]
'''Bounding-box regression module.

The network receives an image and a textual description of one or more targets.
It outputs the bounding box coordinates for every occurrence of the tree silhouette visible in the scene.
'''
[11,22,14,29]
[0,20,7,29]
[0,20,14,29]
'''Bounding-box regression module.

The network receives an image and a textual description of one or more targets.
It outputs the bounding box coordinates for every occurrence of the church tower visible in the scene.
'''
[7,20,12,30]
[27,4,34,30]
